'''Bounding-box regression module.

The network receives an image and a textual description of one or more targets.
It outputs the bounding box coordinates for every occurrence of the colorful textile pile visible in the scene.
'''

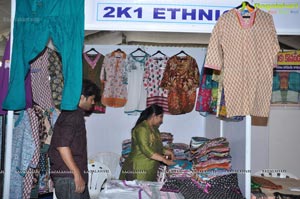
[160,132,173,147]
[120,139,132,166]
[186,137,232,181]
[167,160,193,178]
[170,143,189,160]
[164,143,192,178]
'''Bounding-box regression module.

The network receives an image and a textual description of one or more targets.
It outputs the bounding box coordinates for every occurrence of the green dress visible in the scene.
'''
[119,121,164,181]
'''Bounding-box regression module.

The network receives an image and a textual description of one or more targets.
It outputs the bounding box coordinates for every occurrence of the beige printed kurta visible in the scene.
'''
[205,8,280,117]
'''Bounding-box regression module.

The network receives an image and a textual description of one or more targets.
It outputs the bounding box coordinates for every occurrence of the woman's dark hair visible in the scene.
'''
[132,104,163,130]
[81,79,100,102]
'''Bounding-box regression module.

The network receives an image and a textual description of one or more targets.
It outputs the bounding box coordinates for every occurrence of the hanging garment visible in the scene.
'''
[27,108,40,168]
[26,107,58,197]
[0,36,10,115]
[195,67,214,116]
[29,167,40,198]
[160,55,200,115]
[30,47,55,110]
[22,167,34,199]
[100,51,127,107]
[10,111,35,199]
[204,8,280,117]
[48,48,64,109]
[218,88,244,121]
[33,105,53,153]
[83,52,106,113]
[124,54,149,115]
[38,153,51,194]
[0,36,33,112]
[2,0,84,111]
[144,56,170,113]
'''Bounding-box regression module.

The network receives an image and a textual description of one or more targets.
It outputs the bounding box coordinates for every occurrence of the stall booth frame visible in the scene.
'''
[2,1,254,198]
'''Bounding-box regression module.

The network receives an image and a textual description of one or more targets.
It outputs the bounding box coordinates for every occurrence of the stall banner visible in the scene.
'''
[276,50,300,70]
[85,0,300,34]
[272,50,300,104]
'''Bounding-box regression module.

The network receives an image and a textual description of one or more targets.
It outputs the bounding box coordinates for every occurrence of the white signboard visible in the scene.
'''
[85,0,300,35]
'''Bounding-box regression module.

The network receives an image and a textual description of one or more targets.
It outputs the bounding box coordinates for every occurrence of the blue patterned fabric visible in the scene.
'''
[10,111,35,198]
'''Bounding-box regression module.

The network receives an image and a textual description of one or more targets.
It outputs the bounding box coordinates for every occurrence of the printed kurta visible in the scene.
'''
[83,52,106,113]
[160,55,200,115]
[119,121,164,181]
[100,51,127,107]
[204,8,280,117]
[48,49,64,109]
[124,54,149,115]
[30,48,54,110]
[144,56,170,113]
[10,111,35,199]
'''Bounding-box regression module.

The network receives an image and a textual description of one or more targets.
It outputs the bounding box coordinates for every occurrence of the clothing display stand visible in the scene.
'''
[3,1,254,199]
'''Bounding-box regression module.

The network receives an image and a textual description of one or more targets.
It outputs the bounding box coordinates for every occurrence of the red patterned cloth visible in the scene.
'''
[160,55,200,115]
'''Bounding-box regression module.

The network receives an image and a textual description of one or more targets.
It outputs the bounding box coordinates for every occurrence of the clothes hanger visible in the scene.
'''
[114,48,125,53]
[235,1,254,10]
[112,48,125,58]
[152,50,166,57]
[235,1,255,18]
[174,50,189,57]
[85,47,100,54]
[130,47,149,57]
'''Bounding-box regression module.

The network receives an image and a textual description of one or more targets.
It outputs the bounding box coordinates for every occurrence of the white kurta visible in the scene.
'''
[124,54,149,115]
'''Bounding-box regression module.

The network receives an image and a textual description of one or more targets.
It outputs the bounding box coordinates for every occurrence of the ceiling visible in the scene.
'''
[1,0,299,55]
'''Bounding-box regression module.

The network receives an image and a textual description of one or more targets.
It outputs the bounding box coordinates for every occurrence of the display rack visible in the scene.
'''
[3,1,255,198]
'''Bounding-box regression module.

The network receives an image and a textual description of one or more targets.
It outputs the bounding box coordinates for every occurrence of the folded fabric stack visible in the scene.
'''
[167,160,193,178]
[120,139,132,166]
[186,137,232,181]
[170,143,189,160]
[166,143,193,178]
[190,137,210,150]
[160,132,173,147]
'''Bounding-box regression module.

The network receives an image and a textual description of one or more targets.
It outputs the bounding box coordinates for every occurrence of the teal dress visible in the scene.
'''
[2,0,84,111]
[120,121,164,181]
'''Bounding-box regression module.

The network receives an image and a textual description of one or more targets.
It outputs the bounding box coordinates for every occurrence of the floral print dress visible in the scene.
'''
[100,51,128,107]
[160,55,200,115]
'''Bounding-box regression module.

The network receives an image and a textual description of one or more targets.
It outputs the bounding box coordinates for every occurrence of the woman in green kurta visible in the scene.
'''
[119,104,175,181]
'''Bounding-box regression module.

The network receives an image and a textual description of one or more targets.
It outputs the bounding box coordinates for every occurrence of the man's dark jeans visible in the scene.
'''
[53,177,90,199]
